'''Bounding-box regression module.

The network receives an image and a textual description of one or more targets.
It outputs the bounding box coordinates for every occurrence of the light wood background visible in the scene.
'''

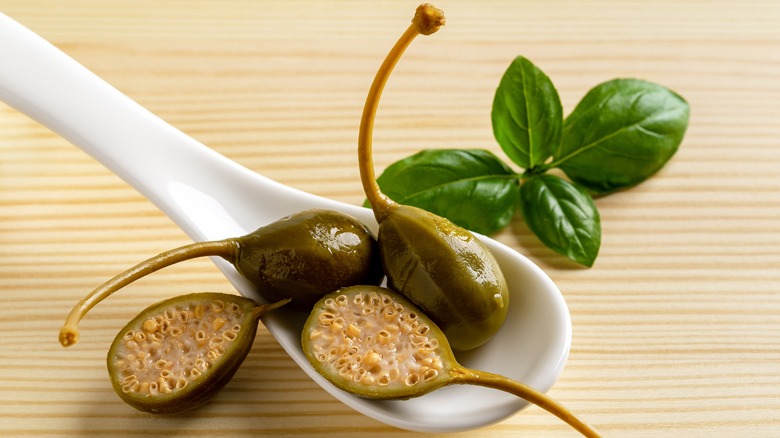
[1,1,779,436]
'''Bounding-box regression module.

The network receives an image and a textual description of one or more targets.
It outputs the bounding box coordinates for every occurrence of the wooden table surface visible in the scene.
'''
[2,1,779,436]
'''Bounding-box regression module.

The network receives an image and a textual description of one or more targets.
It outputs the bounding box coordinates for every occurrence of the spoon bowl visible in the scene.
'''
[0,13,571,432]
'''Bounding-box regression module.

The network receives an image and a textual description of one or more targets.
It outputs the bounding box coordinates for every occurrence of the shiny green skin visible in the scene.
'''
[378,205,509,351]
[235,209,382,309]
[106,293,260,414]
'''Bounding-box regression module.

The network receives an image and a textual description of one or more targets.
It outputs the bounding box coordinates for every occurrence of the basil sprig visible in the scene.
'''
[372,56,689,267]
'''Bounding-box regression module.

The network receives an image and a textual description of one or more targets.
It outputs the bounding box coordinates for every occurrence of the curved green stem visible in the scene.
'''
[451,366,601,437]
[252,298,292,319]
[358,4,445,223]
[59,239,240,347]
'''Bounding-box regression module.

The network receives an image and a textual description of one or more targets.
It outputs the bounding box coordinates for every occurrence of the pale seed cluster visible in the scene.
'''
[112,299,243,397]
[309,290,444,389]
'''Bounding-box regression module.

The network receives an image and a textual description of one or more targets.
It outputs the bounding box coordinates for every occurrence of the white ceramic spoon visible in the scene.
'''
[0,13,571,433]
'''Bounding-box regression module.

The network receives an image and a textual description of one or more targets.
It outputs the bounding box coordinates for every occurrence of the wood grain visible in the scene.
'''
[1,1,779,436]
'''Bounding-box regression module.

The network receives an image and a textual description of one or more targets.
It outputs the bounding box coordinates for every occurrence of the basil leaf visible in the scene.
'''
[520,174,601,267]
[555,78,690,194]
[372,149,520,235]
[492,56,562,169]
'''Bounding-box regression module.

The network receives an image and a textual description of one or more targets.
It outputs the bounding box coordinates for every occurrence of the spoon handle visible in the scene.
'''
[0,13,292,240]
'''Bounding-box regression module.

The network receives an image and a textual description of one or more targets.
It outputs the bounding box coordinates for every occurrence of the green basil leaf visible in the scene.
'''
[492,56,563,169]
[371,149,520,235]
[520,174,601,267]
[555,78,690,194]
